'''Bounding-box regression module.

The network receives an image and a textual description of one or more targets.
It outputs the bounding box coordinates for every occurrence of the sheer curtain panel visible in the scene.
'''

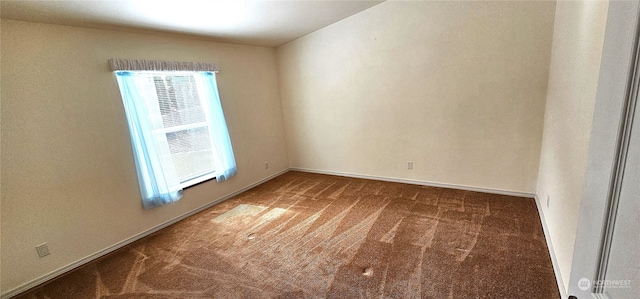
[196,72,237,182]
[115,72,183,209]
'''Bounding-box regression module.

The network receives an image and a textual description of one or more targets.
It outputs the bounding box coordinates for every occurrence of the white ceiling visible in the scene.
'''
[0,0,384,47]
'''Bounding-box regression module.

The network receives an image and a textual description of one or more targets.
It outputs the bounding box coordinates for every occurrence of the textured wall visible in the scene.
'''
[1,20,289,293]
[277,1,555,194]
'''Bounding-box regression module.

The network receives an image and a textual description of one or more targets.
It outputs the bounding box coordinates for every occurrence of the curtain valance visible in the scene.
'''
[108,58,219,72]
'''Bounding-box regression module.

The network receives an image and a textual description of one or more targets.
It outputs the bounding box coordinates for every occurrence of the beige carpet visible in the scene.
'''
[17,171,559,298]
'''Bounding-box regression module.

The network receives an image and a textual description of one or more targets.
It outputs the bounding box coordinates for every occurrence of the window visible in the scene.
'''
[110,59,236,209]
[153,74,216,184]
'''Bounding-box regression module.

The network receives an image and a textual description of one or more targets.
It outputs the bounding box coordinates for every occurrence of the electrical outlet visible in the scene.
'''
[407,161,413,170]
[36,243,50,258]
[546,195,550,208]
[264,161,269,169]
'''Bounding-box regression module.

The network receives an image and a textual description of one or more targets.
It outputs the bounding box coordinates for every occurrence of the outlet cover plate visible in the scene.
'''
[36,243,50,258]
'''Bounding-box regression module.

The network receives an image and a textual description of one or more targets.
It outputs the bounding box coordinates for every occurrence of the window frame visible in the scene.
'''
[139,70,220,189]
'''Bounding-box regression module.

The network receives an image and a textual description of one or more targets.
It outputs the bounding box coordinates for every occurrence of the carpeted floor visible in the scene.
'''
[16,171,560,298]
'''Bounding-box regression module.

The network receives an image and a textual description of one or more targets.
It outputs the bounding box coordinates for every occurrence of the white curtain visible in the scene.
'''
[115,72,183,209]
[196,72,237,181]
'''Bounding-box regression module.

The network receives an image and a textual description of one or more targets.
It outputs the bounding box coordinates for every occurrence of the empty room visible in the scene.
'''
[2,0,639,298]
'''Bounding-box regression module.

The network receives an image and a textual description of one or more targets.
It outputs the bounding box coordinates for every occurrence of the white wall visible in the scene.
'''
[0,20,289,294]
[277,1,555,194]
[536,0,609,293]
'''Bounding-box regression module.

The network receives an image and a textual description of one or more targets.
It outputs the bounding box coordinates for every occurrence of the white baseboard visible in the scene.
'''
[290,167,535,198]
[534,195,568,299]
[1,169,289,299]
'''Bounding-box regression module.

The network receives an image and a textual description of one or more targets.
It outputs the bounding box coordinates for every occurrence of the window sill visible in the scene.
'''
[181,172,217,189]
